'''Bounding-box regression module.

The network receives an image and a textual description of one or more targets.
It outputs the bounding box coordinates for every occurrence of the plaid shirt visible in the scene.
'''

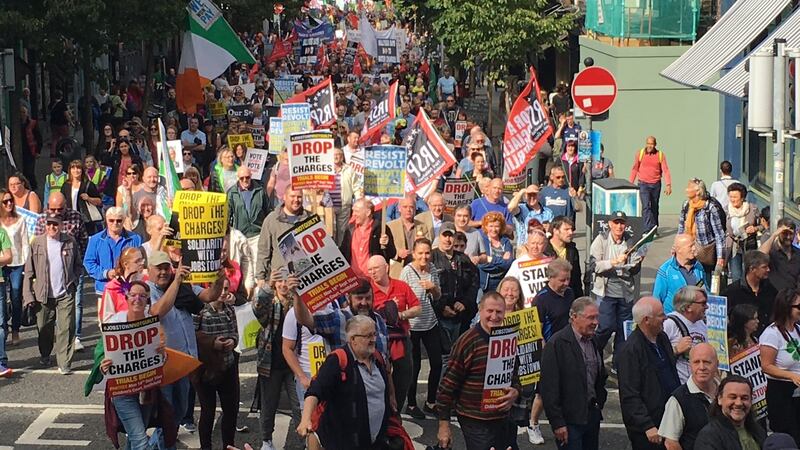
[678,199,726,260]
[34,209,89,256]
[253,288,289,377]
[312,302,389,362]
[194,303,238,370]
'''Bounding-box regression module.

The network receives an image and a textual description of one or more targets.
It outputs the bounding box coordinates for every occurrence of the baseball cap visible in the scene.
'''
[610,211,627,222]
[762,433,798,450]
[148,251,172,267]
[45,213,62,225]
[440,222,456,235]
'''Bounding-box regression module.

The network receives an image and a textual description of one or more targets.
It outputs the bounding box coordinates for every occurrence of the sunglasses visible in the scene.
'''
[127,172,137,176]
[45,222,60,227]
[183,152,192,156]
[108,218,123,224]
[2,199,13,205]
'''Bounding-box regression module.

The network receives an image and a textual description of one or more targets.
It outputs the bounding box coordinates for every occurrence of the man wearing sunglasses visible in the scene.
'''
[228,166,269,268]
[540,166,576,222]
[23,213,82,374]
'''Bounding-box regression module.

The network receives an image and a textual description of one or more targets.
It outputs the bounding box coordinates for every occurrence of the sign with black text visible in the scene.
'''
[442,178,476,215]
[173,191,228,283]
[481,324,518,412]
[730,346,767,419]
[506,257,552,307]
[289,130,335,190]
[503,67,553,176]
[285,77,337,129]
[360,81,398,143]
[403,109,457,194]
[102,316,165,396]
[376,38,398,64]
[503,309,543,386]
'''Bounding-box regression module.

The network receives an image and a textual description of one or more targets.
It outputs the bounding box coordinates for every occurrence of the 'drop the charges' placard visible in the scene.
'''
[481,323,518,412]
[503,308,543,386]
[173,191,228,283]
[289,130,335,191]
[442,178,476,215]
[278,215,359,312]
[101,316,165,396]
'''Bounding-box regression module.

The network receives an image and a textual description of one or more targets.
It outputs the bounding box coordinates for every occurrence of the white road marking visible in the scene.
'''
[16,408,98,446]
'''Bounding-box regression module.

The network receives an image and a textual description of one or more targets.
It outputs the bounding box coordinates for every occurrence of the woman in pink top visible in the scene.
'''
[98,247,146,323]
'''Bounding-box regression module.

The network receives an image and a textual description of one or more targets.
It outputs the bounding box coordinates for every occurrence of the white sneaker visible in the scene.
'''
[527,424,545,445]
[74,337,84,351]
[261,441,275,450]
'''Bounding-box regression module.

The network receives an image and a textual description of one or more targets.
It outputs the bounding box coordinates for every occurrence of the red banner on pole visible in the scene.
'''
[503,67,553,176]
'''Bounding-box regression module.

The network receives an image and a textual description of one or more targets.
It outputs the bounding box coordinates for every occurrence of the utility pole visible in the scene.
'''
[773,39,786,231]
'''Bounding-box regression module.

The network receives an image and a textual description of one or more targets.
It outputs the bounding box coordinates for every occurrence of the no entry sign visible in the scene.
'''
[572,67,618,115]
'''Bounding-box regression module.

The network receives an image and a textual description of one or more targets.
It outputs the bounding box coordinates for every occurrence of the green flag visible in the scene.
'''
[428,61,438,105]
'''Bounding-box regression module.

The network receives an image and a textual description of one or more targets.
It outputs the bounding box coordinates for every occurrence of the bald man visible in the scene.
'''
[618,297,680,449]
[653,234,707,313]
[228,166,269,268]
[659,343,719,450]
[131,167,161,218]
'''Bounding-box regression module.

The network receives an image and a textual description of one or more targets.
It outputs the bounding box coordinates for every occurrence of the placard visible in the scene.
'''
[502,165,526,197]
[248,124,266,148]
[454,121,468,148]
[376,38,398,64]
[101,316,165,396]
[227,133,255,151]
[578,130,592,162]
[503,309,543,386]
[309,341,326,377]
[363,145,406,198]
[481,324,518,412]
[268,117,284,154]
[442,178,476,215]
[159,140,185,174]
[228,104,254,123]
[209,101,227,118]
[173,191,228,283]
[244,148,269,179]
[507,258,552,307]
[288,130,335,191]
[729,346,767,419]
[273,78,297,105]
[707,295,729,371]
[277,215,359,312]
[281,103,312,138]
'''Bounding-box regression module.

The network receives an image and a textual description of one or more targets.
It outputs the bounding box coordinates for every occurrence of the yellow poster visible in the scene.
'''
[172,191,228,283]
[308,341,326,377]
[503,308,544,385]
[227,133,255,151]
[209,101,227,118]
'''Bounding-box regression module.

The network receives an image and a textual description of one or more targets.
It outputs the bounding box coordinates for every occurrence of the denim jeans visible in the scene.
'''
[75,274,85,338]
[295,370,311,411]
[728,252,744,283]
[595,296,633,368]
[160,376,190,450]
[0,284,7,366]
[556,405,601,450]
[2,265,24,332]
[112,394,154,450]
[638,181,661,231]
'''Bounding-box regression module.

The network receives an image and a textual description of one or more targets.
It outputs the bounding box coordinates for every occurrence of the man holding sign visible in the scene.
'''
[437,292,520,450]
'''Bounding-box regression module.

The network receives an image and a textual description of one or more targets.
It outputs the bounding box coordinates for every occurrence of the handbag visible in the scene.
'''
[86,202,104,222]
[695,241,716,266]
[21,301,41,327]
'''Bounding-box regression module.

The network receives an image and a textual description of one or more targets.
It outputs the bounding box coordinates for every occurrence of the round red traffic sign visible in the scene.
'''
[571,66,618,116]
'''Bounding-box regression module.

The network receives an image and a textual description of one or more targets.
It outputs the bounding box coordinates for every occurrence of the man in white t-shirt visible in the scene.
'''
[282,306,326,410]
[437,68,457,101]
[663,285,709,383]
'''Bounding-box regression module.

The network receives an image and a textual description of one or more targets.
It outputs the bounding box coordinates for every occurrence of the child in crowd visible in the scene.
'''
[43,159,67,201]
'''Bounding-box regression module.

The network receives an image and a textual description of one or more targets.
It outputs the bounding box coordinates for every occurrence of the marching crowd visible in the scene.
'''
[5,6,800,450]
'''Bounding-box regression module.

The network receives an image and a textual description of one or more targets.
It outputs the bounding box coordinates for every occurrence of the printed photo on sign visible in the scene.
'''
[363,145,406,199]
[482,324,518,412]
[288,130,336,191]
[706,295,729,371]
[442,178,475,215]
[172,191,229,283]
[157,140,185,174]
[244,148,269,179]
[730,346,768,419]
[503,309,543,385]
[101,316,165,396]
[277,215,359,312]
[280,232,314,276]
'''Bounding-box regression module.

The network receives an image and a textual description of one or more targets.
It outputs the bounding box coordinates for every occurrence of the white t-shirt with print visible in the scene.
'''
[759,324,800,380]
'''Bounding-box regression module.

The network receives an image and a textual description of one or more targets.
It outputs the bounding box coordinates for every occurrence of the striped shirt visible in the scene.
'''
[400,264,439,332]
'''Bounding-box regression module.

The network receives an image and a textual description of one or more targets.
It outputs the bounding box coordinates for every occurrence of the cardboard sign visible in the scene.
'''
[173,191,228,283]
[502,165,526,197]
[228,104,255,123]
[273,78,297,105]
[277,215,359,312]
[442,178,476,215]
[244,148,269,179]
[454,121,468,148]
[578,130,592,162]
[376,38,398,64]
[707,295,729,371]
[503,309,543,386]
[507,258,552,307]
[209,101,227,118]
[248,124,266,148]
[289,130,335,190]
[227,133,255,152]
[268,117,284,154]
[281,103,312,139]
[363,145,406,198]
[309,341,326,377]
[159,140,185,174]
[730,346,768,419]
[101,316,165,396]
[481,324,518,412]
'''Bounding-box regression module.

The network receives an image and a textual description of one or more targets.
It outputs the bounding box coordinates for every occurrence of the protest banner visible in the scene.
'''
[268,117,284,154]
[481,324,518,412]
[244,148,269,179]
[288,130,335,190]
[360,81,398,143]
[454,121,468,148]
[209,100,227,118]
[281,103,312,139]
[503,308,543,386]
[363,145,406,198]
[227,104,255,123]
[173,191,228,283]
[16,207,38,243]
[503,67,553,176]
[376,38,399,64]
[404,109,457,194]
[227,133,255,152]
[234,303,261,352]
[309,341,326,377]
[273,78,297,105]
[509,258,552,307]
[101,316,165,396]
[285,78,337,129]
[707,295,729,371]
[248,124,266,148]
[277,215,359,312]
[442,178,475,215]
[578,130,592,162]
[730,346,768,419]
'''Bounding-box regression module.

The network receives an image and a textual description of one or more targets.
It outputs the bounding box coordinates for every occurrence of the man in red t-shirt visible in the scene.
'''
[367,255,421,412]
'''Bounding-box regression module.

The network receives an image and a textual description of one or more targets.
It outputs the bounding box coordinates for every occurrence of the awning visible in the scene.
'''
[712,8,800,97]
[659,0,790,88]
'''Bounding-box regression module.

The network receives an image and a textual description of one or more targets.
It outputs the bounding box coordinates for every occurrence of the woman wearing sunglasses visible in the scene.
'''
[0,189,28,347]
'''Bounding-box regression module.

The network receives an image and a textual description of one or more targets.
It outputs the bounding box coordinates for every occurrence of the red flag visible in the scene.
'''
[353,56,363,77]
[503,67,553,177]
[360,81,398,143]
[268,37,294,64]
[317,45,329,71]
[285,77,338,128]
[248,63,261,82]
[404,109,456,194]
[347,13,359,29]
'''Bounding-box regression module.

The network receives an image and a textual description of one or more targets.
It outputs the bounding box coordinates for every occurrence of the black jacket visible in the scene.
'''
[693,415,766,450]
[545,241,584,297]
[430,248,480,321]
[60,179,102,223]
[723,278,777,336]
[540,325,608,429]
[617,328,679,433]
[341,217,397,264]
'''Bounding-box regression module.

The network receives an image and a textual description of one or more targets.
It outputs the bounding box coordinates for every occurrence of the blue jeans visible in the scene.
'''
[0,283,6,366]
[75,274,86,338]
[595,296,633,368]
[295,370,311,411]
[160,377,190,450]
[638,181,661,231]
[555,405,601,450]
[112,394,153,450]
[2,265,24,332]
[728,252,744,283]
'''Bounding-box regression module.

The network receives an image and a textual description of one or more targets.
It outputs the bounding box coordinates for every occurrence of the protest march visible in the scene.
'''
[3,0,800,449]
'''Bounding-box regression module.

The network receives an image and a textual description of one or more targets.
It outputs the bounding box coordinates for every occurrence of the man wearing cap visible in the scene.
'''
[431,222,480,340]
[23,213,82,374]
[589,211,643,368]
[508,184,555,249]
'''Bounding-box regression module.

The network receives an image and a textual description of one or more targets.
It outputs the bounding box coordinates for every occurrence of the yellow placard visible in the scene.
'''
[503,308,543,385]
[309,341,326,377]
[227,133,255,150]
[173,191,228,283]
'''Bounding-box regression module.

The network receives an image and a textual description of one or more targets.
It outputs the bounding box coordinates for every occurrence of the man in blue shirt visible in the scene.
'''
[555,111,581,150]
[437,68,457,101]
[507,184,555,248]
[539,167,575,222]
[470,178,514,232]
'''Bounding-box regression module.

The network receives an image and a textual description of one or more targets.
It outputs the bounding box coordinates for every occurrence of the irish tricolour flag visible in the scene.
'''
[176,0,255,113]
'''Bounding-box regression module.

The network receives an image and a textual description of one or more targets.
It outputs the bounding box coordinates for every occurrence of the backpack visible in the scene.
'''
[707,196,727,231]
[638,148,663,163]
